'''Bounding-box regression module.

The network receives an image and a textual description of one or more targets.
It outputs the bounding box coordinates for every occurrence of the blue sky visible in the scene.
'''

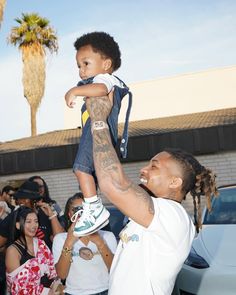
[0,0,236,142]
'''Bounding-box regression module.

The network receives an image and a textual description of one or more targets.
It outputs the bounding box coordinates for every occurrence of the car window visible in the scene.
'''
[203,186,236,224]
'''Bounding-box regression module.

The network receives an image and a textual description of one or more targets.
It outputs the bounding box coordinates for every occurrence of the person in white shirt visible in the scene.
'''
[52,193,117,295]
[85,95,218,295]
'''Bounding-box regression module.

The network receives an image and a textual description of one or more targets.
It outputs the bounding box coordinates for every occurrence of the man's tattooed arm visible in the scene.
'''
[86,96,154,227]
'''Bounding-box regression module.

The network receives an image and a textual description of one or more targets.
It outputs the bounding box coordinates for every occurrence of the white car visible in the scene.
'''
[173,184,236,295]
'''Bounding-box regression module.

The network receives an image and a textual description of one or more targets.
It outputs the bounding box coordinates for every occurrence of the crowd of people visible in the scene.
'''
[0,31,218,295]
[0,176,117,295]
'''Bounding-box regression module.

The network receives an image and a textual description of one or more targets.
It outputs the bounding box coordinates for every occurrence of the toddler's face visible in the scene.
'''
[76,45,111,80]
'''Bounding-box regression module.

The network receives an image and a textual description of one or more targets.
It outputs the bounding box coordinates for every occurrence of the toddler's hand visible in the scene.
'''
[65,88,77,108]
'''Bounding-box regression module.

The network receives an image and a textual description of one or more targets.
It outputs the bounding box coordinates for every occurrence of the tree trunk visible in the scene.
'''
[30,104,37,136]
[0,0,6,28]
[22,45,45,137]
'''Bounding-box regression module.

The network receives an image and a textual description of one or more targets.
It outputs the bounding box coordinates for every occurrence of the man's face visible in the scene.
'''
[139,151,181,197]
[4,190,15,203]
[15,198,32,208]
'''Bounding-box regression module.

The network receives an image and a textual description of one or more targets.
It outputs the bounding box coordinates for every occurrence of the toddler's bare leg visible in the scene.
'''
[73,170,110,236]
[74,170,96,198]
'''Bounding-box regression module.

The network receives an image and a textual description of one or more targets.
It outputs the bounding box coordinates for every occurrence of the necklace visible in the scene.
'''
[27,247,35,256]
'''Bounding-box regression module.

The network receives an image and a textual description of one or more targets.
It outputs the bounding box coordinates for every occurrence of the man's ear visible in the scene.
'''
[104,58,112,71]
[169,177,183,189]
[16,222,20,230]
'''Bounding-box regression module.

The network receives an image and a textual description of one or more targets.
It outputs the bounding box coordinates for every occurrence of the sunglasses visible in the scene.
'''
[71,205,83,213]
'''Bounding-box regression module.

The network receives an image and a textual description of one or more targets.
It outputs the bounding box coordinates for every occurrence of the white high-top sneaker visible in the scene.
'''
[73,198,110,237]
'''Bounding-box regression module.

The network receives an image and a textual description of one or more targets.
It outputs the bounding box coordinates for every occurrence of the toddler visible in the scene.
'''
[65,31,132,236]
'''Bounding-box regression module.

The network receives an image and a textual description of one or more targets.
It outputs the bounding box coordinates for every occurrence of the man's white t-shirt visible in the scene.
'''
[109,198,195,295]
[53,230,117,295]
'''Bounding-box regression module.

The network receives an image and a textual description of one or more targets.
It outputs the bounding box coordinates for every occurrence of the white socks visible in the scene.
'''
[85,195,98,203]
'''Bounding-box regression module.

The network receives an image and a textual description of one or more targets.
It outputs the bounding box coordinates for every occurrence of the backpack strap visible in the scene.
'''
[119,90,132,158]
[113,76,132,158]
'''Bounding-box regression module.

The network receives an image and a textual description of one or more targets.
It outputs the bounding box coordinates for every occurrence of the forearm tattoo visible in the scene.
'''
[88,96,112,121]
[93,130,121,180]
[93,129,154,215]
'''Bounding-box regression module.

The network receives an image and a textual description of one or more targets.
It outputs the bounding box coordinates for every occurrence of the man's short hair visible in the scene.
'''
[2,185,15,194]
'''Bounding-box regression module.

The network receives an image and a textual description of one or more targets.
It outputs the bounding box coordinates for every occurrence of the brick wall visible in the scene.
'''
[1,151,236,216]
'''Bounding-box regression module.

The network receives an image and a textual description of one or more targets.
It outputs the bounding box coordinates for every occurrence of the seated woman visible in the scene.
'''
[5,206,57,295]
[53,193,117,295]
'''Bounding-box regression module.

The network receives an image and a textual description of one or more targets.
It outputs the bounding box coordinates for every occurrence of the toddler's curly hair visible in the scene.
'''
[74,31,121,71]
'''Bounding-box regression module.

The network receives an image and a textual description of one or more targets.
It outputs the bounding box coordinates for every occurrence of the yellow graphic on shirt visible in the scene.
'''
[82,110,89,126]
[120,232,139,244]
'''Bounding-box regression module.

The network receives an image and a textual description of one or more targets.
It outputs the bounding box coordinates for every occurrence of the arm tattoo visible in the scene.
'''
[130,182,155,215]
[93,129,154,216]
[88,96,112,121]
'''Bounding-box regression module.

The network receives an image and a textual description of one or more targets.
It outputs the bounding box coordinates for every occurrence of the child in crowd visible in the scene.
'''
[65,31,132,236]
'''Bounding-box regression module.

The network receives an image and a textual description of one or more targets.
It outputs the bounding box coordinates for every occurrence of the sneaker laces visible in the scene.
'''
[74,202,97,224]
[70,208,83,223]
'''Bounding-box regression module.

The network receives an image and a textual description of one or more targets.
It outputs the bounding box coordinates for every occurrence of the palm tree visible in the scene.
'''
[8,13,58,136]
[0,0,6,28]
